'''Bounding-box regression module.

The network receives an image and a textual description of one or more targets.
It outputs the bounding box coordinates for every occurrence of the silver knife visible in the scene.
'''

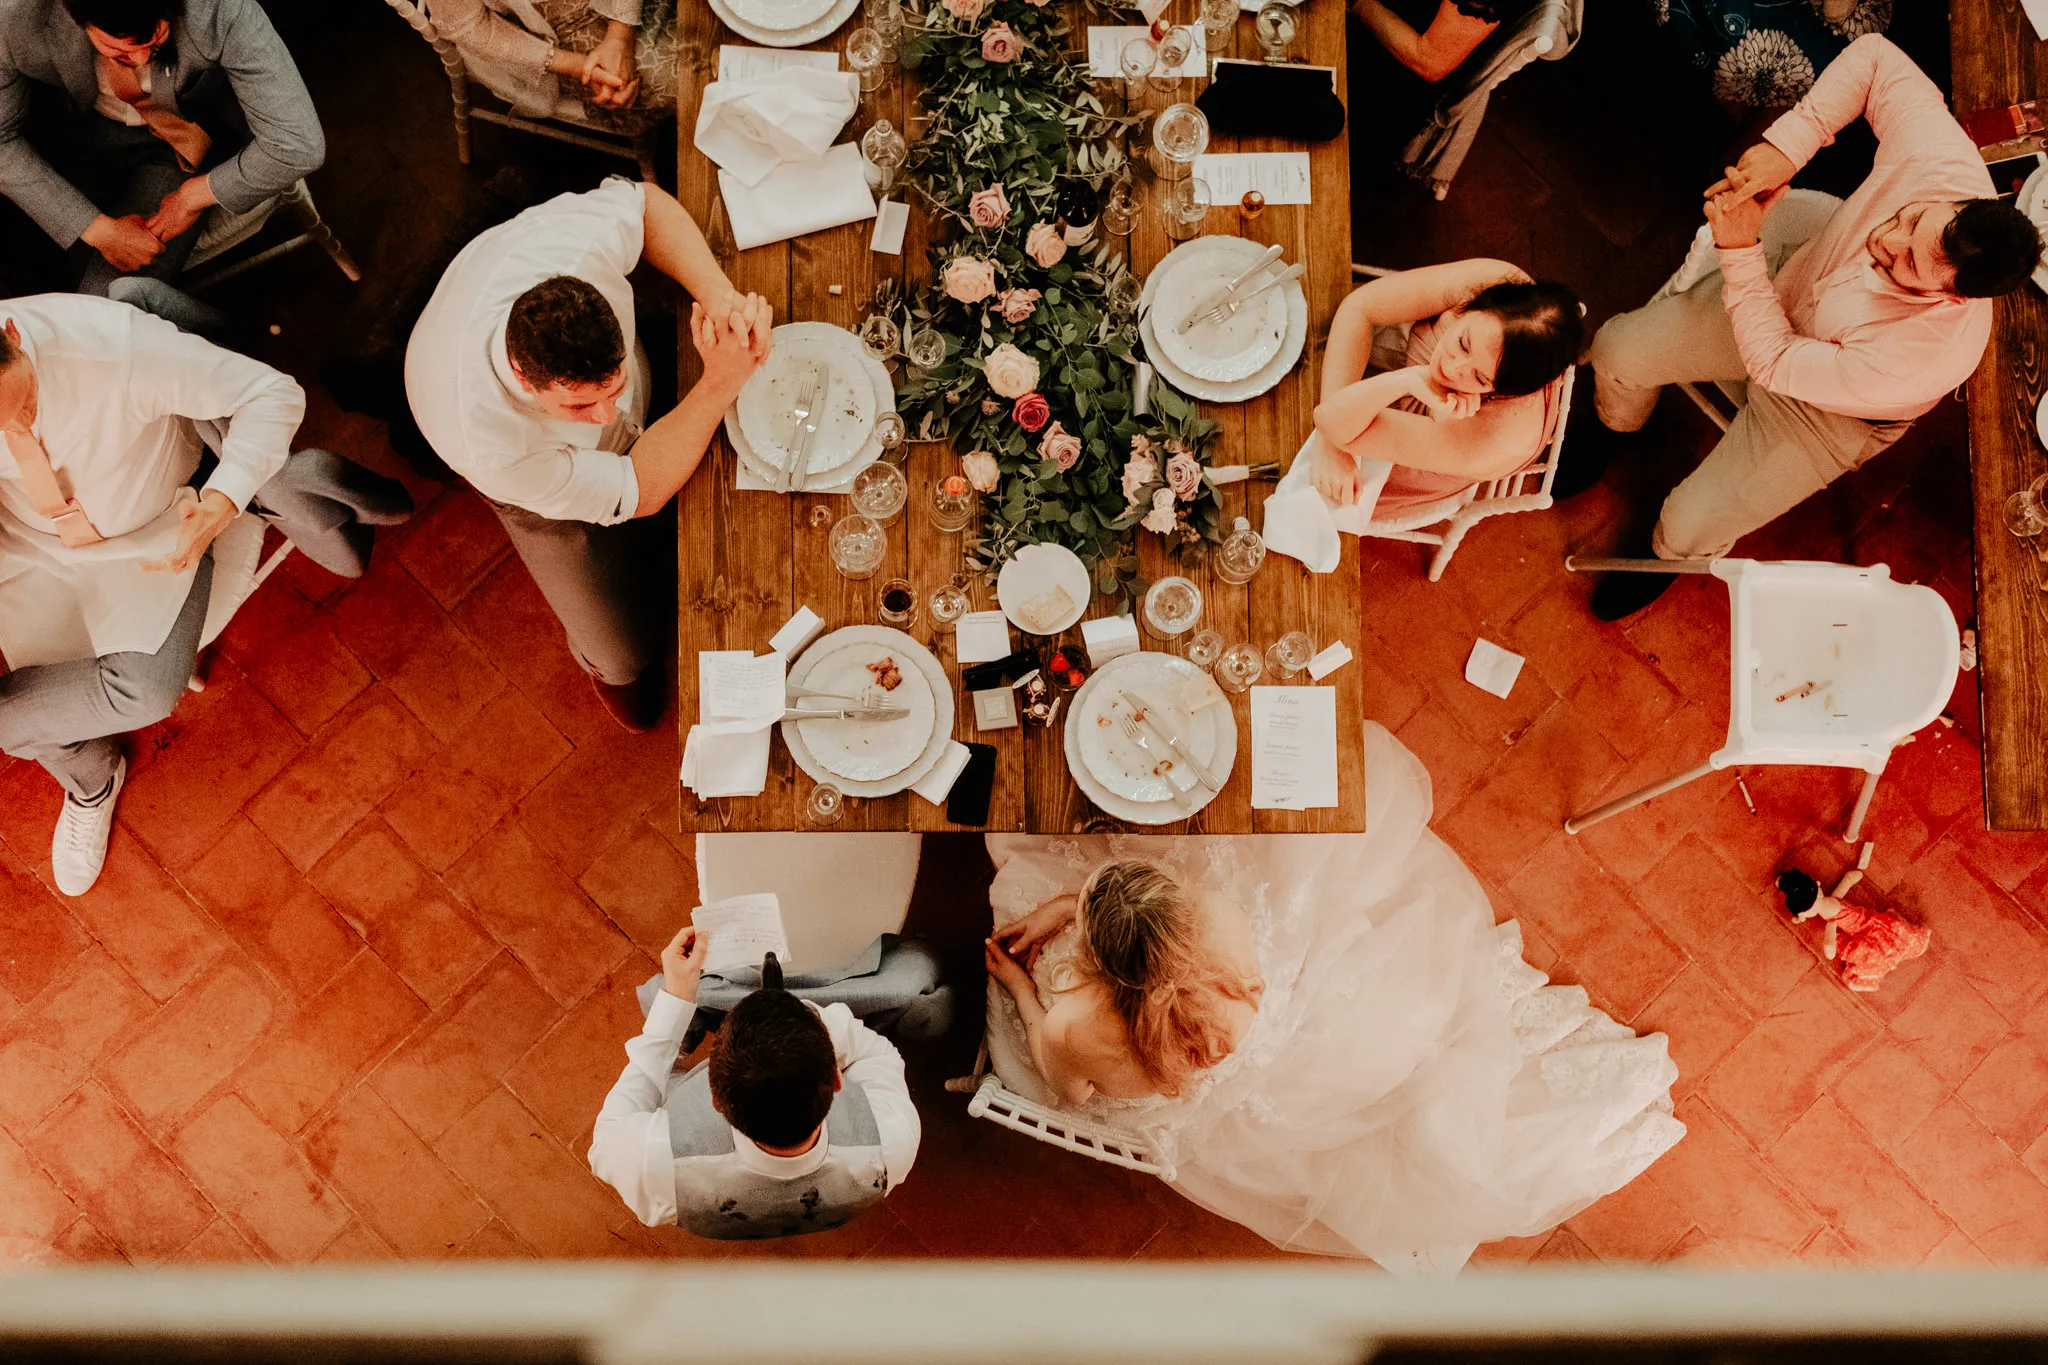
[1208,262,1306,321]
[776,366,819,494]
[1122,688,1223,792]
[1176,243,1285,334]
[790,362,829,493]
[783,705,910,723]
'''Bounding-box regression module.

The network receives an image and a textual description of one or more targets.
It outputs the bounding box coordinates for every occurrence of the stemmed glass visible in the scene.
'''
[1255,0,1297,62]
[928,575,971,630]
[1119,35,1158,101]
[905,326,947,370]
[863,0,902,56]
[1143,575,1203,640]
[2007,473,2048,538]
[858,313,901,361]
[829,513,887,579]
[1163,176,1213,241]
[872,410,907,460]
[1100,178,1139,237]
[1151,26,1195,98]
[1149,102,1210,180]
[1106,270,1143,318]
[1215,642,1264,692]
[1265,630,1313,679]
[1184,628,1225,669]
[847,27,887,95]
[805,782,846,826]
[851,461,908,525]
[1201,0,1237,46]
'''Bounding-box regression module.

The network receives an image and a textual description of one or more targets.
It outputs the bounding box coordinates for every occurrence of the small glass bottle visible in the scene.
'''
[860,119,908,194]
[1056,180,1100,247]
[1214,516,1266,585]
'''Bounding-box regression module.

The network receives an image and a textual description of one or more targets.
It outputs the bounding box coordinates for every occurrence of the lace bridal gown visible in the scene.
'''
[984,722,1685,1274]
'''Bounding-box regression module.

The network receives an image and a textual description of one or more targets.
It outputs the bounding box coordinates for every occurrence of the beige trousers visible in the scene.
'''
[1588,240,1910,560]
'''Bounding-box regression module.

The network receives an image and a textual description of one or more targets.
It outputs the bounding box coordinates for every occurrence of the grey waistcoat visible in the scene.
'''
[663,1064,890,1240]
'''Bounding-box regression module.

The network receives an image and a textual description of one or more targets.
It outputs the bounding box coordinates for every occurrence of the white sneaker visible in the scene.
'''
[51,756,124,897]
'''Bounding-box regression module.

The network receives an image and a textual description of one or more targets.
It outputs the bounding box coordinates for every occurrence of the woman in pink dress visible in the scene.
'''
[1312,260,1583,520]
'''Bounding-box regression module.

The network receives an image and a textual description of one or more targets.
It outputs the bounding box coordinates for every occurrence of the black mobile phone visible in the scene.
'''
[1987,151,2046,199]
[947,744,998,826]
[960,650,1036,692]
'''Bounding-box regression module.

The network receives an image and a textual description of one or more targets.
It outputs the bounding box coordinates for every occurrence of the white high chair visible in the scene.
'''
[1560,557,1961,843]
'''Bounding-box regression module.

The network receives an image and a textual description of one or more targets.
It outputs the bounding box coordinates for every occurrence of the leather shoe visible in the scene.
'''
[1590,567,1676,622]
[592,669,667,734]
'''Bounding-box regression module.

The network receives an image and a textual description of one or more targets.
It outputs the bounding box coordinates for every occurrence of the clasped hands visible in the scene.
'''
[1703,141,1796,249]
[556,28,640,108]
[81,171,216,273]
[691,291,776,396]
[984,894,1077,996]
[141,487,236,575]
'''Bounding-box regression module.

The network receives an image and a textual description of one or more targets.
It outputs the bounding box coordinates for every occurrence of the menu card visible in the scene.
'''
[1087,25,1207,78]
[1191,152,1311,206]
[693,893,791,974]
[717,45,839,81]
[698,649,787,733]
[1250,686,1337,810]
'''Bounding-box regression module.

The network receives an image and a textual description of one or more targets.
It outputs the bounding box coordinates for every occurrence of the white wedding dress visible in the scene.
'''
[984,722,1685,1274]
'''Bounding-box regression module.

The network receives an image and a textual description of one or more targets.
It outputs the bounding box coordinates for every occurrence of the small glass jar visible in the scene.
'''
[1184,627,1225,669]
[829,513,887,579]
[1265,630,1313,679]
[878,576,918,627]
[851,461,908,525]
[928,474,977,533]
[1214,515,1266,584]
[1215,642,1264,692]
[1143,575,1203,639]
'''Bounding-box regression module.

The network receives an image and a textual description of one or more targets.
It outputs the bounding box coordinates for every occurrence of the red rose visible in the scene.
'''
[1013,391,1050,432]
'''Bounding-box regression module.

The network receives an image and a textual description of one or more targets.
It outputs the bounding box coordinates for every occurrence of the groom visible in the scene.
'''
[587,924,921,1239]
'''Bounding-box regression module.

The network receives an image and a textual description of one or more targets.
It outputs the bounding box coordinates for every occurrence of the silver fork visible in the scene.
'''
[1118,713,1192,806]
[1188,261,1307,330]
[776,365,821,494]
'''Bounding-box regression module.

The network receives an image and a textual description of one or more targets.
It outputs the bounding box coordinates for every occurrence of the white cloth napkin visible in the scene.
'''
[694,68,860,187]
[1261,432,1389,574]
[720,143,878,251]
[909,740,972,805]
[682,725,773,799]
[682,650,785,799]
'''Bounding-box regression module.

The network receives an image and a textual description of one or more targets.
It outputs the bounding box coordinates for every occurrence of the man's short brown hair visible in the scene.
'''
[708,992,837,1149]
[505,275,625,390]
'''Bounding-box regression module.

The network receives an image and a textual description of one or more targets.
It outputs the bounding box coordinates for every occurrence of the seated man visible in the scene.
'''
[1348,0,1501,164]
[589,925,920,1239]
[0,0,325,329]
[0,292,409,895]
[1563,33,2042,621]
[405,177,771,734]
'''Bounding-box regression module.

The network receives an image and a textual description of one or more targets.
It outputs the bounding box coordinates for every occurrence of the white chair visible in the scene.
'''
[951,1069,1176,1178]
[1560,557,1961,843]
[381,0,660,184]
[181,179,361,291]
[694,833,922,972]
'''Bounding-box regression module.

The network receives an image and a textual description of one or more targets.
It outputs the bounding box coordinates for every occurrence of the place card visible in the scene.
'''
[1250,686,1338,810]
[1463,638,1525,700]
[1087,25,1207,79]
[770,606,826,657]
[870,198,910,255]
[1306,640,1352,681]
[1081,615,1140,668]
[1191,152,1311,206]
[693,893,791,974]
[956,610,1013,665]
[717,45,839,81]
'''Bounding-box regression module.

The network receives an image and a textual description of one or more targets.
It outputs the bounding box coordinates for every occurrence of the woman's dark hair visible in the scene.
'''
[1941,198,2042,299]
[64,0,182,41]
[1462,279,1584,398]
[709,990,837,1149]
[1448,0,1506,20]
[505,275,625,390]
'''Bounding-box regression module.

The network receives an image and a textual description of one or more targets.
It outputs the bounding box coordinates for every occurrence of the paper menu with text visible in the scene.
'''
[693,893,791,975]
[1249,686,1338,810]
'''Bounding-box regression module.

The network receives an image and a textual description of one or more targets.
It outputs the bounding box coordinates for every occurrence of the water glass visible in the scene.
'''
[1119,35,1157,100]
[851,460,908,525]
[928,474,977,532]
[1100,179,1139,237]
[829,513,887,579]
[1149,102,1210,180]
[906,326,947,370]
[1143,575,1203,639]
[928,577,971,630]
[1106,270,1143,317]
[858,313,901,361]
[1163,176,1213,241]
[878,576,918,627]
[805,782,846,826]
[1265,630,1313,679]
[847,27,887,94]
[2008,473,2048,537]
[1184,628,1224,669]
[1201,0,1237,44]
[873,410,907,458]
[1215,641,1264,692]
[1255,0,1297,62]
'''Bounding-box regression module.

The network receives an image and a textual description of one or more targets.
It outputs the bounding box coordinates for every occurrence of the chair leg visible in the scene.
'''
[283,182,361,283]
[1843,767,1883,844]
[1427,515,1474,581]
[1564,555,1720,575]
[448,64,474,165]
[1565,760,1716,835]
[634,129,659,185]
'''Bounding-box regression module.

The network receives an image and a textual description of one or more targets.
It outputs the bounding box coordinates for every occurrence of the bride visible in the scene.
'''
[981,722,1685,1273]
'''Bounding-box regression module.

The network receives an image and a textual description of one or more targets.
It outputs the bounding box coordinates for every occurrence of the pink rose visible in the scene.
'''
[980,21,1020,61]
[1121,452,1157,505]
[1142,487,1177,534]
[1039,420,1082,472]
[1012,392,1050,432]
[942,255,997,304]
[996,287,1040,323]
[1023,221,1067,268]
[968,184,1010,229]
[1166,451,1202,501]
[943,0,985,18]
[960,450,1002,493]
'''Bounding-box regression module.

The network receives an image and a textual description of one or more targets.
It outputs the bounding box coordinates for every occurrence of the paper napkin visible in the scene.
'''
[719,143,878,251]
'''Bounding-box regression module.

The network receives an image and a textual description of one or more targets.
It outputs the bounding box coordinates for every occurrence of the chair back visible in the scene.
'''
[1712,559,1960,773]
[696,833,922,973]
[1473,357,1573,506]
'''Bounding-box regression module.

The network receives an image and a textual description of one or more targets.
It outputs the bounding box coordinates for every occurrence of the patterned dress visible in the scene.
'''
[1654,0,1891,110]
[539,0,679,130]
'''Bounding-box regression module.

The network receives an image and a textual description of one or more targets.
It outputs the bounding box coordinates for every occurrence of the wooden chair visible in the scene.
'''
[381,0,659,183]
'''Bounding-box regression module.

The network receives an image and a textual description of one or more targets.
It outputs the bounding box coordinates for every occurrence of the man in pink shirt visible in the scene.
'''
[1564,34,2040,621]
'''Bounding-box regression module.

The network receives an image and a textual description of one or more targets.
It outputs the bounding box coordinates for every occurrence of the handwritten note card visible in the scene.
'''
[693,893,791,974]
[1191,152,1311,206]
[1250,686,1338,810]
[698,649,786,731]
[717,45,839,81]
[1087,25,1207,78]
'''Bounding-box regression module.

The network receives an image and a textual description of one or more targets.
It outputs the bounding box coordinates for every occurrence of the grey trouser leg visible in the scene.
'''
[489,500,653,685]
[107,274,239,350]
[0,553,213,799]
[249,448,415,578]
[1588,272,1752,433]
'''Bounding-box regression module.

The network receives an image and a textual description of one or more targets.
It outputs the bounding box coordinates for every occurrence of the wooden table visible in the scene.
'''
[1954,0,2048,830]
[675,2,1362,833]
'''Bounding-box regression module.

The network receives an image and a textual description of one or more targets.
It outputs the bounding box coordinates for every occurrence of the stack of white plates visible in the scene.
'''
[2018,165,2048,295]
[782,627,954,796]
[1063,652,1236,824]
[708,0,857,46]
[726,323,895,493]
[1140,236,1308,402]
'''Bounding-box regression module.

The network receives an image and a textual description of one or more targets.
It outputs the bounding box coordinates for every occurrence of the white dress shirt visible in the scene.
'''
[587,990,922,1228]
[0,293,301,667]
[404,177,646,525]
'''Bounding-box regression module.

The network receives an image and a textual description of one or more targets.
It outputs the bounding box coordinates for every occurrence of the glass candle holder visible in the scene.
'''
[829,513,887,579]
[851,460,908,525]
[878,576,918,627]
[1163,176,1213,241]
[805,782,845,826]
[1143,575,1203,639]
[928,474,977,533]
[1215,641,1264,692]
[1265,630,1313,679]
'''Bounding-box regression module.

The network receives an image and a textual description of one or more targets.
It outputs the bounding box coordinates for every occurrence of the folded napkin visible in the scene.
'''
[720,142,878,251]
[695,67,860,187]
[1261,432,1389,573]
[682,650,785,799]
[682,725,773,799]
[909,740,972,805]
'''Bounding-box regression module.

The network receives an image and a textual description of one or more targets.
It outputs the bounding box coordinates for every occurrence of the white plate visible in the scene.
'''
[1140,237,1307,402]
[1078,677,1206,802]
[995,543,1091,635]
[707,0,858,46]
[786,641,937,782]
[2036,390,2048,450]
[1061,652,1237,824]
[726,324,893,492]
[1147,251,1289,383]
[737,327,879,479]
[725,0,839,33]
[783,626,953,796]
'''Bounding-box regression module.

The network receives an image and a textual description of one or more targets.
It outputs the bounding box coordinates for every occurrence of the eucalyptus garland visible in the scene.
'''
[886,0,1223,589]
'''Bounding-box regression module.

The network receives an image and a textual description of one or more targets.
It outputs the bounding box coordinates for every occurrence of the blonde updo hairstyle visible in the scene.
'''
[1075,859,1257,1095]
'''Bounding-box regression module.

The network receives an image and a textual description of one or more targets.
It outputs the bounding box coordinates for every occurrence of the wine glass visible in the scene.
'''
[1255,0,1297,62]
[1149,101,1210,180]
[829,513,887,579]
[1143,575,1203,639]
[927,474,977,532]
[1184,628,1225,669]
[858,313,901,361]
[873,410,907,460]
[1152,26,1195,98]
[1119,35,1157,101]
[851,461,908,524]
[1265,630,1313,679]
[928,576,970,630]
[878,576,918,627]
[1201,0,1237,45]
[1215,642,1264,692]
[2007,473,2048,537]
[1163,176,1213,241]
[906,326,947,370]
[805,782,846,826]
[1106,270,1143,318]
[863,0,902,52]
[847,27,887,94]
[1100,178,1139,237]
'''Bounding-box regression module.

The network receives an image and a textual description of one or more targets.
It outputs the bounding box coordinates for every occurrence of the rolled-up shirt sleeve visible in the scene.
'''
[818,1003,920,1191]
[124,307,300,511]
[463,442,640,524]
[1762,35,1969,175]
